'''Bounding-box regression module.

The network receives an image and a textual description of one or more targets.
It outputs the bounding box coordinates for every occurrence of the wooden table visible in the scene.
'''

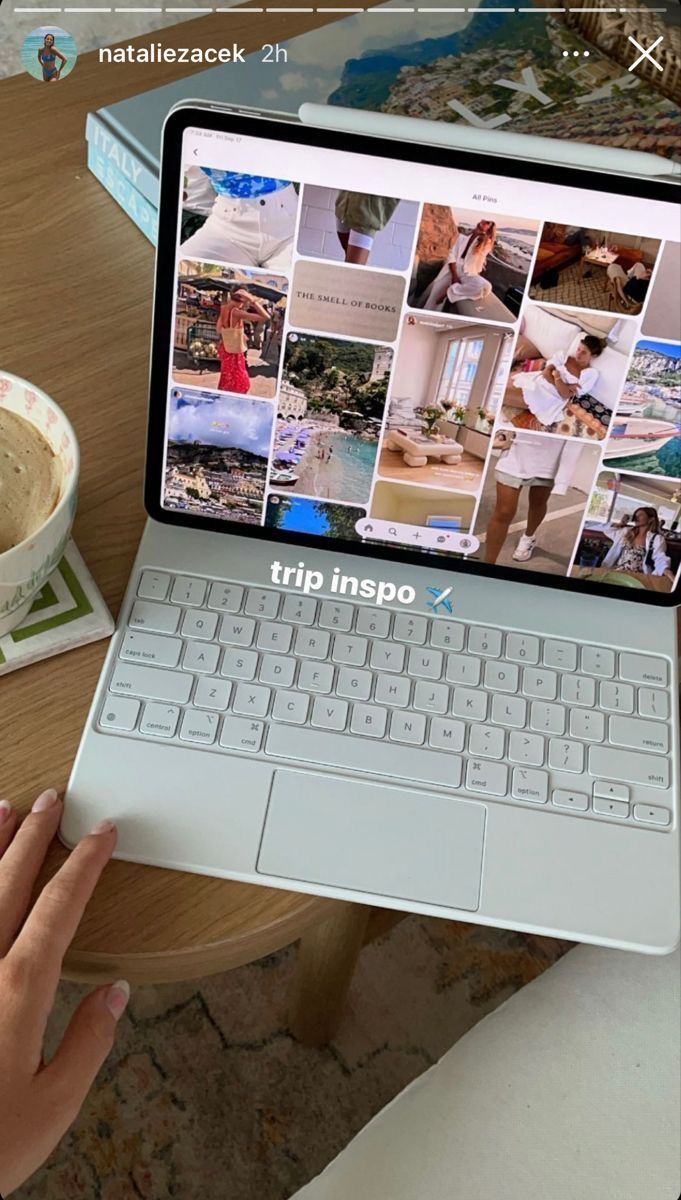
[0,4,395,1046]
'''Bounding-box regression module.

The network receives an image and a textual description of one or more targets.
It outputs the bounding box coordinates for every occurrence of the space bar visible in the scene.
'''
[265,726,463,789]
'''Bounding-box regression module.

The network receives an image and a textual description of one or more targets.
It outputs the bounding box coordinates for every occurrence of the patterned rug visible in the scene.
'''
[529,260,614,312]
[17,918,572,1200]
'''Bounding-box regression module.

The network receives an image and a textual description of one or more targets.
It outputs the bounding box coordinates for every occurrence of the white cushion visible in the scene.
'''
[292,945,680,1200]
[522,307,625,409]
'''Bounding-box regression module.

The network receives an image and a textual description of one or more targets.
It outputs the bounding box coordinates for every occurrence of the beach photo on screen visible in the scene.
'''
[163,388,274,525]
[273,333,392,504]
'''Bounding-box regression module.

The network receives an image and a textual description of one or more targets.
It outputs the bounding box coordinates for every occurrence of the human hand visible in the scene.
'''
[0,790,128,1197]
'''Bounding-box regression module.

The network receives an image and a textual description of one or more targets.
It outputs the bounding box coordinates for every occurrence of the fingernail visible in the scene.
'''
[0,800,12,825]
[90,818,116,836]
[105,979,130,1020]
[32,788,59,813]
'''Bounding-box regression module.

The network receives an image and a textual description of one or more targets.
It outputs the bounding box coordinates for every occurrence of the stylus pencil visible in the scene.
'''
[299,103,681,181]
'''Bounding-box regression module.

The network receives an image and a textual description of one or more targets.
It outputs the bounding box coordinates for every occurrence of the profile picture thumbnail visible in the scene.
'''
[21,26,77,83]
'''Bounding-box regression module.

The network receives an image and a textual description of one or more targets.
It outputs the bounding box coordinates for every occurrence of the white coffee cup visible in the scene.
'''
[0,370,80,638]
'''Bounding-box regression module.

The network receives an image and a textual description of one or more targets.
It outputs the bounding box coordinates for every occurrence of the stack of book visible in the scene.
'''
[85,1,681,246]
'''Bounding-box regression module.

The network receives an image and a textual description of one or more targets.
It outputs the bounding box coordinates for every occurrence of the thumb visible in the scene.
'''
[43,981,129,1116]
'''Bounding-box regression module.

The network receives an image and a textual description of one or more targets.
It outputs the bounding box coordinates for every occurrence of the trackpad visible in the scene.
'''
[257,770,485,910]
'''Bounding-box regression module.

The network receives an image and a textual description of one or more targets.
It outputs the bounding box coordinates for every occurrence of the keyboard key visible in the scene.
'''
[272,689,309,725]
[179,709,218,745]
[129,600,181,635]
[140,702,180,738]
[522,668,557,700]
[530,702,565,736]
[120,631,182,669]
[336,667,372,701]
[245,588,280,619]
[311,697,348,731]
[219,616,256,647]
[297,661,334,694]
[350,703,388,739]
[608,715,669,755]
[207,582,244,613]
[183,641,220,675]
[638,688,669,721]
[332,634,368,667]
[548,739,584,774]
[569,709,605,743]
[467,626,502,658]
[99,696,140,731]
[505,633,539,664]
[355,607,391,638]
[561,675,596,707]
[294,627,330,660]
[589,747,670,789]
[388,619,426,648]
[633,804,670,827]
[542,639,577,672]
[389,710,426,746]
[619,653,668,687]
[193,677,232,711]
[256,621,293,654]
[512,768,548,804]
[429,620,465,651]
[599,681,634,714]
[369,641,405,673]
[221,648,258,681]
[490,694,527,729]
[429,717,465,753]
[593,780,629,802]
[318,601,353,632]
[407,647,443,680]
[469,724,505,760]
[445,654,481,687]
[509,732,544,766]
[259,654,296,688]
[552,789,588,812]
[281,594,317,625]
[110,663,192,704]
[137,570,170,601]
[413,681,449,714]
[484,661,519,694]
[374,674,411,708]
[393,613,428,644]
[593,795,629,820]
[266,725,463,789]
[466,759,508,797]
[219,715,264,753]
[452,687,487,722]
[170,575,207,607]
[580,646,615,678]
[232,683,271,718]
[181,609,218,641]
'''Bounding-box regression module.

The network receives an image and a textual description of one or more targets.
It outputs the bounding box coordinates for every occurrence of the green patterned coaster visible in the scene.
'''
[0,540,113,675]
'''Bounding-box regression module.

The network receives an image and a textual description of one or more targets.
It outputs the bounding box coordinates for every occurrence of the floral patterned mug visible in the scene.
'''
[0,370,79,637]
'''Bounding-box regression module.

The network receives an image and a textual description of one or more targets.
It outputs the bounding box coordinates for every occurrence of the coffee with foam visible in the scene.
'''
[0,409,62,553]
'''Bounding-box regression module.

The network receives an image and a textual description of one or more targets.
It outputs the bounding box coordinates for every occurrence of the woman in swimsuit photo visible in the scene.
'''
[38,33,67,82]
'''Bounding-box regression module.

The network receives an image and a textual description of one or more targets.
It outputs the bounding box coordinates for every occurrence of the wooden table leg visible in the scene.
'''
[291,902,372,1047]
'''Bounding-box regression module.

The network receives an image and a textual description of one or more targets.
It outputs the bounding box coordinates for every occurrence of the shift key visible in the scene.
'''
[110,663,192,704]
[589,746,669,789]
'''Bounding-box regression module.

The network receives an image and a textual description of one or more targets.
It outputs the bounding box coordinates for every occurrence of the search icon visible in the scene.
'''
[388,526,398,536]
